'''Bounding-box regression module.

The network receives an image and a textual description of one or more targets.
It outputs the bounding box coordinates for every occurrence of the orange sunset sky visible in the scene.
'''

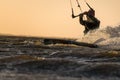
[0,0,120,38]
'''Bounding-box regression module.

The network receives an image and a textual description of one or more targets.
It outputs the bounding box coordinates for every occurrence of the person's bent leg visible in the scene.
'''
[79,13,90,35]
[88,15,100,29]
[79,14,86,25]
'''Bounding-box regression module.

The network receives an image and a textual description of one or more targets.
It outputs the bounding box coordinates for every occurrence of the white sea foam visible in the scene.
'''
[79,25,120,49]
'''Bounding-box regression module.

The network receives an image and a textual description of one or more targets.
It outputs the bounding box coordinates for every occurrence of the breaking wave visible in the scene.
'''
[80,25,120,49]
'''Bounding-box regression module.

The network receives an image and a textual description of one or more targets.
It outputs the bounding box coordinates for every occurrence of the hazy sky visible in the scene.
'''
[0,0,120,38]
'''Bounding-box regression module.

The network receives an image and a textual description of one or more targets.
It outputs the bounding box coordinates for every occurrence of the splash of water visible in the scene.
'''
[79,25,120,49]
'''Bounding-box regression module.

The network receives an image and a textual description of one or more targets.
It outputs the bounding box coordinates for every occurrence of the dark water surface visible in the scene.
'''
[0,36,120,80]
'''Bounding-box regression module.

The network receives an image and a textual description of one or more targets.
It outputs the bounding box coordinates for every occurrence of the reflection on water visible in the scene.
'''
[0,35,120,80]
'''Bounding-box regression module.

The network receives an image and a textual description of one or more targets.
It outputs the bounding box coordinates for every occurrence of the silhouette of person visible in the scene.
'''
[72,3,100,35]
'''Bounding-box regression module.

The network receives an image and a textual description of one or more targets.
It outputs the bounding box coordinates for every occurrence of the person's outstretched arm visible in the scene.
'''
[71,8,79,18]
[72,14,80,18]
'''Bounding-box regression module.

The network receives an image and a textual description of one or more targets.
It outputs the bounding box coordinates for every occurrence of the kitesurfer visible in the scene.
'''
[72,2,100,34]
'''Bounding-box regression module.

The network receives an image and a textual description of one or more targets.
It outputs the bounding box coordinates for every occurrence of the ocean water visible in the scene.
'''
[0,25,120,80]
